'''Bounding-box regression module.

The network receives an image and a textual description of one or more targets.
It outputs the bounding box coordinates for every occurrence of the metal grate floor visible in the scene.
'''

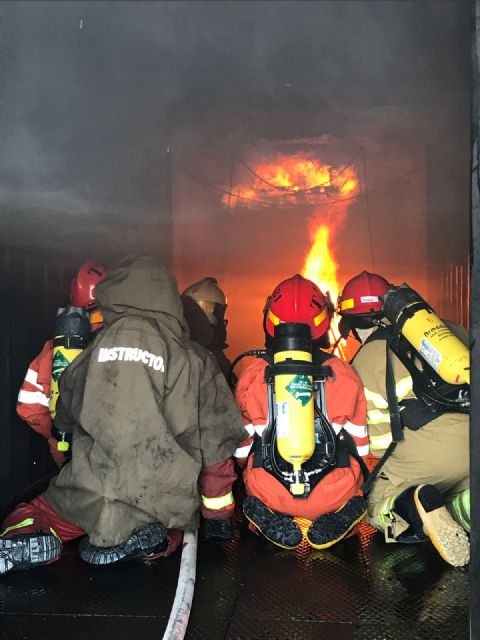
[0,521,469,639]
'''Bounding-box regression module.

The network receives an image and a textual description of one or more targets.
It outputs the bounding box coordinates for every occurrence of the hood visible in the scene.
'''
[95,255,187,333]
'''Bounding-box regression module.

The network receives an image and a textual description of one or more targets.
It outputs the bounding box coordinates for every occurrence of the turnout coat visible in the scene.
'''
[46,256,246,546]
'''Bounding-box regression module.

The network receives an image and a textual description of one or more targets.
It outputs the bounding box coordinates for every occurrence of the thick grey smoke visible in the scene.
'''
[0,1,470,203]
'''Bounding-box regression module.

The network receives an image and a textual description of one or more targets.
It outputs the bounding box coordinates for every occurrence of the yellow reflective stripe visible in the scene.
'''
[314,307,327,327]
[452,489,471,532]
[49,527,61,541]
[369,432,393,450]
[1,517,35,537]
[340,298,354,311]
[396,376,413,399]
[364,388,388,409]
[201,492,234,510]
[267,309,280,326]
[378,494,399,527]
[364,377,412,410]
[367,409,390,425]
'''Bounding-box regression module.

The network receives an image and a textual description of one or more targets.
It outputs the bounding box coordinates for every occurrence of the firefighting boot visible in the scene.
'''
[413,484,469,567]
[243,496,303,550]
[306,495,367,550]
[79,522,168,566]
[0,529,62,575]
[203,518,235,540]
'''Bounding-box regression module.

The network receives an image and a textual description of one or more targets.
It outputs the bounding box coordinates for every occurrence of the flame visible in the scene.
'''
[224,153,358,208]
[301,225,349,360]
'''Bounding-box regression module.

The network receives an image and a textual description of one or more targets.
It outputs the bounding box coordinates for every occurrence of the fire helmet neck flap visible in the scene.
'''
[70,261,108,311]
[182,277,227,326]
[337,270,390,340]
[264,274,331,348]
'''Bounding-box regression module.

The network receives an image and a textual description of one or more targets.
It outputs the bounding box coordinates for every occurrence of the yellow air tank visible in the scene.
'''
[382,284,470,386]
[50,306,90,426]
[273,323,315,496]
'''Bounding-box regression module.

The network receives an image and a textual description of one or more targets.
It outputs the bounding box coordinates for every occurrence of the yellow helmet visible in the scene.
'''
[182,277,226,325]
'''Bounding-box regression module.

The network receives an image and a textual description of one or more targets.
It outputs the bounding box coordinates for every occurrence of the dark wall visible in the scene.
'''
[0,248,73,509]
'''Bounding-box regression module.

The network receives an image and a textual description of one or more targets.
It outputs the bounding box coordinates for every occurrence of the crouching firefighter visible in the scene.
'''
[0,257,247,575]
[233,275,369,550]
[337,271,470,567]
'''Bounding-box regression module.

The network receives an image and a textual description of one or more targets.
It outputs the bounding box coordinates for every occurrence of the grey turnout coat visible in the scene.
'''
[46,256,246,546]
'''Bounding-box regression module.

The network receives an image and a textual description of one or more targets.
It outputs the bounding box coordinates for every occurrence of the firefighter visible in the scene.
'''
[234,274,369,550]
[181,277,232,381]
[0,256,247,574]
[16,261,107,468]
[337,271,470,567]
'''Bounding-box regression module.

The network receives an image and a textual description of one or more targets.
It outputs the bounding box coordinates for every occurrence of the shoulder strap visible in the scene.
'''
[362,331,404,495]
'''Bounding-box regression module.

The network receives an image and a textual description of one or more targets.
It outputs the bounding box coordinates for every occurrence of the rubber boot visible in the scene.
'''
[79,522,168,566]
[413,484,469,567]
[394,487,429,544]
[306,495,367,549]
[0,532,62,575]
[203,518,235,540]
[243,496,302,549]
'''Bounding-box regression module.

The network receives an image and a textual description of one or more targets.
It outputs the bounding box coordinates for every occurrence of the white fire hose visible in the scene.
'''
[162,530,198,640]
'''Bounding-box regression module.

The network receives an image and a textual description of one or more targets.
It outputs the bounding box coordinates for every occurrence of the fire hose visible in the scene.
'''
[161,530,198,640]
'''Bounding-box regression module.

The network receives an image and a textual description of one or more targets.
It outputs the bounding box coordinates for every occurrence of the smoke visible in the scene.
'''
[1,0,470,201]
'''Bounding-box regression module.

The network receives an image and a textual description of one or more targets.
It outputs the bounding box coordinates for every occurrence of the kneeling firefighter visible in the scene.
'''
[337,271,470,567]
[0,256,247,575]
[233,275,369,550]
[17,261,107,467]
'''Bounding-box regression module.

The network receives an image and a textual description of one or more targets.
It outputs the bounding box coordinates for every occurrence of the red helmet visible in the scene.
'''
[337,271,390,340]
[264,274,331,342]
[337,271,390,317]
[70,261,107,310]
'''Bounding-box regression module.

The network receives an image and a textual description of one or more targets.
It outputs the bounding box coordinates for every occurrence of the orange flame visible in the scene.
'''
[301,224,349,359]
[224,154,358,208]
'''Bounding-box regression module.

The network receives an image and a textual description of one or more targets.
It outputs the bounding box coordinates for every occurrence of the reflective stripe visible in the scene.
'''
[369,432,393,450]
[396,376,413,399]
[254,424,266,436]
[342,421,368,439]
[364,388,388,409]
[340,297,355,311]
[18,389,50,408]
[1,517,35,537]
[367,409,390,425]
[267,309,280,326]
[330,422,343,435]
[201,492,234,510]
[356,444,370,457]
[452,489,470,532]
[244,424,255,436]
[234,443,253,458]
[25,369,44,390]
[49,527,61,541]
[377,494,399,528]
[364,376,412,411]
[314,307,327,327]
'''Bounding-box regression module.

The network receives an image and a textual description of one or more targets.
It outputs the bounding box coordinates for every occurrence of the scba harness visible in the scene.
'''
[231,323,369,498]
